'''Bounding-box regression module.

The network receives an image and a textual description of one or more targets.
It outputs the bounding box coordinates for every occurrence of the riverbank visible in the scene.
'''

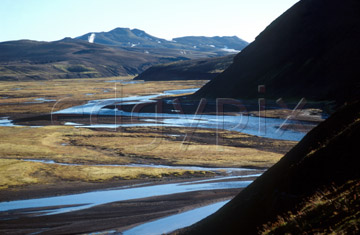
[0,77,320,234]
[0,188,242,235]
[0,124,292,191]
[0,77,206,117]
[0,172,260,234]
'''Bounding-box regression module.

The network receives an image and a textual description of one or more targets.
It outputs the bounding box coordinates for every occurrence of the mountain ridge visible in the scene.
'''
[0,38,188,80]
[76,27,249,56]
[0,28,249,81]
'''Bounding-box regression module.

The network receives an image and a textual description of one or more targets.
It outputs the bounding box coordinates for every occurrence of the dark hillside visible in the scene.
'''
[177,99,360,234]
[134,54,235,81]
[194,0,360,105]
[0,38,186,80]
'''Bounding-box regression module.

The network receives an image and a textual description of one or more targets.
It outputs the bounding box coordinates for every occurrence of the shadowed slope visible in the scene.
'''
[194,0,360,105]
[177,100,360,234]
[0,38,186,80]
[175,1,360,233]
[134,54,235,81]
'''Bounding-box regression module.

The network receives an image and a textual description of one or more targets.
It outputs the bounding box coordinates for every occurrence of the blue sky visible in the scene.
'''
[0,0,299,43]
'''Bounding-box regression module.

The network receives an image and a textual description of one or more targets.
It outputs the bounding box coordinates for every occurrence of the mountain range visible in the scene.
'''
[0,38,182,80]
[0,29,248,81]
[193,0,360,106]
[76,28,248,56]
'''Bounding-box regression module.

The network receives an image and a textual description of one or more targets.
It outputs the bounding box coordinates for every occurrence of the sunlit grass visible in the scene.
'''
[0,124,283,189]
[0,126,126,164]
[0,125,285,168]
[0,77,292,190]
[261,180,360,234]
[0,158,209,190]
[0,76,206,114]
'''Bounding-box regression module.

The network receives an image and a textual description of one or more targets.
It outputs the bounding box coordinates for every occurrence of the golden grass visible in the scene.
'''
[0,125,285,168]
[0,76,206,114]
[261,180,360,234]
[0,158,207,190]
[72,129,283,168]
[0,126,127,165]
[0,124,282,189]
[0,159,43,189]
[0,77,290,190]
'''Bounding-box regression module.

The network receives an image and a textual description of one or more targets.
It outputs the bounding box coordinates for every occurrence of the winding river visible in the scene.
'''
[0,86,315,234]
[55,88,308,141]
[0,175,253,216]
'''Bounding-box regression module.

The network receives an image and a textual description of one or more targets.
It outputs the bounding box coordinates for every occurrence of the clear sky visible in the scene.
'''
[0,0,299,43]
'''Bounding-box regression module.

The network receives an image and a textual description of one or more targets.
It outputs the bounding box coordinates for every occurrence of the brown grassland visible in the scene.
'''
[0,77,296,191]
[0,76,206,116]
[0,125,295,190]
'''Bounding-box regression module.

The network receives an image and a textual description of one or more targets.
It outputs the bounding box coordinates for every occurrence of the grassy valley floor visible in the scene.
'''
[0,125,294,197]
[0,77,304,234]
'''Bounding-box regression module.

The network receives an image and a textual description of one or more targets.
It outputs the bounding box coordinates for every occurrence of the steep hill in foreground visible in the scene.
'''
[194,0,360,105]
[176,99,360,234]
[0,38,187,80]
[134,54,235,81]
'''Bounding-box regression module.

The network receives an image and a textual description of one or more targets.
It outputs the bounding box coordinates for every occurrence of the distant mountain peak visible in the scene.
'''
[76,27,249,55]
[131,28,147,35]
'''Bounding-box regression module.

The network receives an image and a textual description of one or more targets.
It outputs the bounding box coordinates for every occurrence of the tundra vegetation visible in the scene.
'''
[0,77,295,190]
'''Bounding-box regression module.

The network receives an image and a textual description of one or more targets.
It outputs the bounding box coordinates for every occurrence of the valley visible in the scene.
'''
[0,77,308,234]
[1,0,359,234]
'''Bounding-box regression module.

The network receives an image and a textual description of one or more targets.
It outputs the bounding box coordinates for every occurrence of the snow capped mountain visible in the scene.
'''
[76,27,249,55]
